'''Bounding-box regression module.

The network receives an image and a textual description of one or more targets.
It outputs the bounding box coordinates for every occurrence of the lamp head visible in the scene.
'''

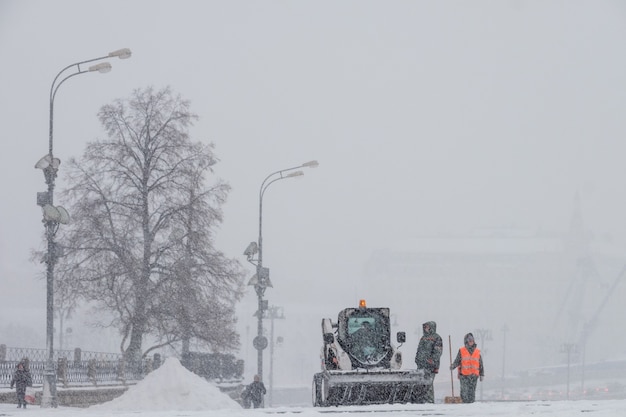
[89,62,112,73]
[244,241,259,256]
[42,204,70,224]
[301,160,319,168]
[35,155,60,170]
[247,273,259,286]
[109,48,132,59]
[56,206,70,224]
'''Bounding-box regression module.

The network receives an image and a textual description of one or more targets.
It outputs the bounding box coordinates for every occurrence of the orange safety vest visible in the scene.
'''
[459,347,480,376]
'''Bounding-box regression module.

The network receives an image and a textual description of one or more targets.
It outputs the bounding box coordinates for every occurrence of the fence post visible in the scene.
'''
[57,357,68,388]
[153,353,161,369]
[74,348,81,363]
[87,358,98,387]
[117,358,126,386]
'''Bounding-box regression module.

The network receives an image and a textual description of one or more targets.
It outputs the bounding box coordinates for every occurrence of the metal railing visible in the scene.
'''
[0,345,160,387]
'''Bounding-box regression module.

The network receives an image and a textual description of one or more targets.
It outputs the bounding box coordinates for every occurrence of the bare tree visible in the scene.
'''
[56,86,245,361]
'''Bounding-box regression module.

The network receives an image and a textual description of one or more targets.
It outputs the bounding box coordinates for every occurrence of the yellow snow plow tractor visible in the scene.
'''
[312,300,430,406]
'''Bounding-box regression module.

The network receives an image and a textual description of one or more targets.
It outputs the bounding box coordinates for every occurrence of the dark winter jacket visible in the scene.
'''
[247,380,266,406]
[414,321,443,374]
[10,363,33,393]
[450,333,484,377]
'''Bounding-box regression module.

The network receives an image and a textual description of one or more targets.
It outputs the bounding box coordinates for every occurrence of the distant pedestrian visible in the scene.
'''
[450,333,484,403]
[10,360,33,408]
[413,321,443,403]
[242,374,266,408]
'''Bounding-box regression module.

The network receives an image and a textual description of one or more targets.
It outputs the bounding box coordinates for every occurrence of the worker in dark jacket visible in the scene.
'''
[450,332,484,403]
[10,360,33,408]
[413,321,443,403]
[242,374,267,408]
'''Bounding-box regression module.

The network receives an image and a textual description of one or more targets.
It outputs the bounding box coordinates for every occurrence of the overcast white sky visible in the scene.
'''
[1,0,626,390]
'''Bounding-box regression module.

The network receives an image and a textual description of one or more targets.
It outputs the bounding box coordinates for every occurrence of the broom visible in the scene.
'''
[444,335,462,403]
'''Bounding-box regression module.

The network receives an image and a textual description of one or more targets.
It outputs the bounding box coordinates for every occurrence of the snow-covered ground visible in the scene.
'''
[1,358,626,417]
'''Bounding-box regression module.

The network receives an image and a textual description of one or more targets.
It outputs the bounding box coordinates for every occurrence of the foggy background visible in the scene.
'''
[1,0,626,391]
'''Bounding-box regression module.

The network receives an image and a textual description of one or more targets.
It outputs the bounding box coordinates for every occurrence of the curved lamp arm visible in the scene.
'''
[257,161,318,267]
[48,48,132,156]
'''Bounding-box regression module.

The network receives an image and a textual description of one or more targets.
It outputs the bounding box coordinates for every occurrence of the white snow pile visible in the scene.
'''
[91,357,242,411]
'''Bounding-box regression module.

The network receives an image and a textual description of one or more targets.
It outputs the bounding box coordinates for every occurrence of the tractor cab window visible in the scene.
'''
[348,318,376,335]
[348,318,379,360]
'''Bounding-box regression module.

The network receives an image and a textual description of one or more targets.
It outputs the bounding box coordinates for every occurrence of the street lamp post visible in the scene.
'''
[35,48,131,408]
[561,343,578,400]
[580,322,589,396]
[244,160,318,397]
[500,324,508,400]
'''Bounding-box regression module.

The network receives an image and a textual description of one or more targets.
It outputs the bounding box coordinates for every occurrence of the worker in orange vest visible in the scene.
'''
[450,333,484,403]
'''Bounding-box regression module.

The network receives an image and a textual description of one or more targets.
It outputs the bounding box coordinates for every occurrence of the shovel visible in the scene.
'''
[444,335,462,403]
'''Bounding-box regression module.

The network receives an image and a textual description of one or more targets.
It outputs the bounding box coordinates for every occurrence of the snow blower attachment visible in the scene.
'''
[312,300,431,406]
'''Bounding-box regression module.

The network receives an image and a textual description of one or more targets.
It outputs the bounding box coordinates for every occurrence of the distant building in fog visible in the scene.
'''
[363,196,626,375]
